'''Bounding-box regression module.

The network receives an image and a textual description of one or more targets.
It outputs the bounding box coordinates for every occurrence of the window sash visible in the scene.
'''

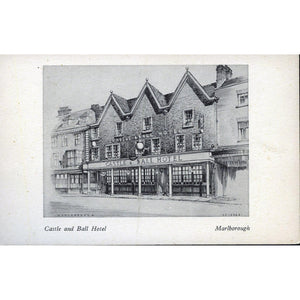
[91,148,99,161]
[74,133,81,145]
[62,136,68,146]
[143,117,152,131]
[192,133,203,150]
[151,138,161,154]
[238,121,249,140]
[183,109,194,127]
[105,144,120,159]
[176,135,186,152]
[116,122,123,136]
[238,93,248,106]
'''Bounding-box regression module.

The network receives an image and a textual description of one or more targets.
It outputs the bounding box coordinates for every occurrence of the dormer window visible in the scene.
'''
[143,116,152,132]
[183,109,194,128]
[116,122,123,136]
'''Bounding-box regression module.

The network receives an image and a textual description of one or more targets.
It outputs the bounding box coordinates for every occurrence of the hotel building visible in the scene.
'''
[52,65,248,199]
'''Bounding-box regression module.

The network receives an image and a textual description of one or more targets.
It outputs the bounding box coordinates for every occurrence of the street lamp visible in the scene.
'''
[136,141,144,152]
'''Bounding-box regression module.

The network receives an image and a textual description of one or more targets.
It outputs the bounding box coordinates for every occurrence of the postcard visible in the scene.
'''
[0,55,298,244]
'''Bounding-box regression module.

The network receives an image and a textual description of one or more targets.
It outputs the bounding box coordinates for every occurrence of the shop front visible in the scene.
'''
[83,152,215,198]
[53,168,83,194]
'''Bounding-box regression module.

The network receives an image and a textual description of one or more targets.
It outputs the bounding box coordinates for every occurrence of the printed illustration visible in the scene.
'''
[44,65,249,217]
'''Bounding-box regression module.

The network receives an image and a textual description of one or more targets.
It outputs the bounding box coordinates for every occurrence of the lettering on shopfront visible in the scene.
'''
[104,154,183,168]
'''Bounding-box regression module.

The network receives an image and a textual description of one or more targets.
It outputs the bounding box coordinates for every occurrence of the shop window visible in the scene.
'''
[175,134,186,152]
[115,122,123,136]
[183,109,194,128]
[237,91,248,107]
[143,116,152,132]
[105,144,120,159]
[113,169,128,184]
[55,174,68,188]
[70,174,81,185]
[238,121,249,141]
[74,133,81,146]
[172,165,203,184]
[106,170,112,184]
[131,168,138,183]
[192,133,203,150]
[142,168,155,184]
[151,138,161,154]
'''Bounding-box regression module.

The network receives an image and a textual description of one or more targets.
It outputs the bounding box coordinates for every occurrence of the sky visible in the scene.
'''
[43,65,248,126]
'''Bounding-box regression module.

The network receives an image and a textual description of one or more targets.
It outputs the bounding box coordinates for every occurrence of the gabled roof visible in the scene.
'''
[93,69,219,126]
[111,93,131,113]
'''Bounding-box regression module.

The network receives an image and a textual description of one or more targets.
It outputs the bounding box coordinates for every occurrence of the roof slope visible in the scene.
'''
[54,108,96,133]
[220,76,248,88]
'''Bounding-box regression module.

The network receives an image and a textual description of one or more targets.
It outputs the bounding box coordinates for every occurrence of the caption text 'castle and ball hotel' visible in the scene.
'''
[51,66,249,200]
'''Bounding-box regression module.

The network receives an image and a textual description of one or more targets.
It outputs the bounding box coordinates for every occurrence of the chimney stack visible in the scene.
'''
[57,106,71,118]
[91,104,104,121]
[216,65,232,88]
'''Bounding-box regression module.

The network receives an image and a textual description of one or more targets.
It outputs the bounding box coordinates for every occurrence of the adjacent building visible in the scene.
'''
[51,105,103,193]
[51,65,248,200]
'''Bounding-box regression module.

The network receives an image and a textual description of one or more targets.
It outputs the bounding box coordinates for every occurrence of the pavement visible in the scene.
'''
[45,193,249,217]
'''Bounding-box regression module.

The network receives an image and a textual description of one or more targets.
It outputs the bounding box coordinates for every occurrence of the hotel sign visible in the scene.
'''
[84,152,213,170]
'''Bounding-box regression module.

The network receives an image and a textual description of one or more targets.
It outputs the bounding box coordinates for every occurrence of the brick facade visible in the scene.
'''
[90,80,217,162]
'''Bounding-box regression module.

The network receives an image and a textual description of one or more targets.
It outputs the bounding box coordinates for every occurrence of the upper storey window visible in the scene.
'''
[192,133,203,150]
[62,135,68,147]
[175,134,186,152]
[143,116,152,132]
[51,136,58,148]
[183,109,194,128]
[237,90,248,107]
[91,128,98,139]
[238,121,249,141]
[115,122,123,136]
[74,133,81,146]
[105,144,120,159]
[151,138,161,154]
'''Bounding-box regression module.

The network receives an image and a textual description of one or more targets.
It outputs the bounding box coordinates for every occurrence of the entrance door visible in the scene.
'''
[157,167,169,196]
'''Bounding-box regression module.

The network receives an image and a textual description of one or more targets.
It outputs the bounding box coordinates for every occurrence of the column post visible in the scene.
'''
[138,166,142,196]
[67,174,71,193]
[168,164,172,197]
[206,162,210,197]
[87,171,91,193]
[111,168,114,195]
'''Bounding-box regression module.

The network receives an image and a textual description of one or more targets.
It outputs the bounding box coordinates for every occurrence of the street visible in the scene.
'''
[45,194,248,217]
